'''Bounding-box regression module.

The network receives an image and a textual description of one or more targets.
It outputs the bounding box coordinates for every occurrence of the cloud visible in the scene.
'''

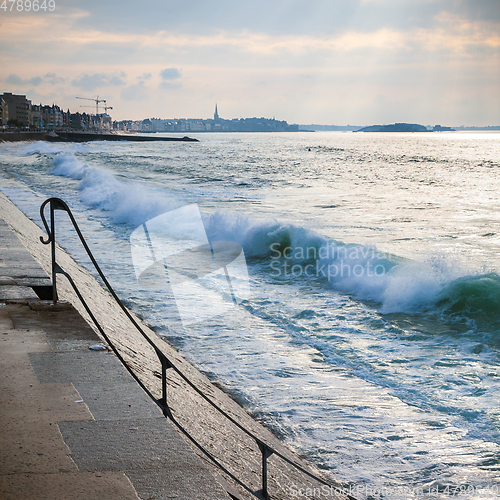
[120,81,149,101]
[5,72,67,89]
[160,67,181,80]
[44,72,66,85]
[158,67,182,89]
[71,72,127,91]
[159,81,182,90]
[159,67,182,89]
[43,0,467,37]
[1,0,498,124]
[6,74,43,86]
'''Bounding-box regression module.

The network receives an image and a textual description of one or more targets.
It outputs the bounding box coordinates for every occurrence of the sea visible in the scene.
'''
[1,131,500,499]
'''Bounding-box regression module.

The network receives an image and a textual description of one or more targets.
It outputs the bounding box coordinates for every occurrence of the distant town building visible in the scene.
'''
[0,92,30,126]
[30,104,42,128]
[0,97,8,126]
[41,104,64,129]
[100,114,112,131]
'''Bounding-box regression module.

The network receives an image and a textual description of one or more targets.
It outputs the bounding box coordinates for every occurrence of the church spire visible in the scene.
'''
[214,103,219,120]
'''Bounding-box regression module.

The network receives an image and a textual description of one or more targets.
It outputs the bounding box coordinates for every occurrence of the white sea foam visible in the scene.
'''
[48,152,484,316]
[50,152,181,226]
[21,142,67,156]
[0,140,123,157]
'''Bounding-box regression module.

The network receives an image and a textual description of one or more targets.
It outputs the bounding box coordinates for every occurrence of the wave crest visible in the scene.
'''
[49,152,500,325]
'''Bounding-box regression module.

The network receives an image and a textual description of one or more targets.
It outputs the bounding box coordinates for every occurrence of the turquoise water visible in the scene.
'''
[1,131,500,497]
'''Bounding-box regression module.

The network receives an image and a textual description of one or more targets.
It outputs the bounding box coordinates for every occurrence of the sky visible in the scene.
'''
[1,0,499,125]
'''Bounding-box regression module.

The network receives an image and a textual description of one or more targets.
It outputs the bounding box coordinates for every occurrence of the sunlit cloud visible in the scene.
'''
[3,11,498,58]
[1,1,498,124]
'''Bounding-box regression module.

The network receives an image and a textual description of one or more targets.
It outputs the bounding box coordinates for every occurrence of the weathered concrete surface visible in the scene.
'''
[0,218,52,283]
[0,216,230,499]
[0,472,141,500]
[0,306,140,499]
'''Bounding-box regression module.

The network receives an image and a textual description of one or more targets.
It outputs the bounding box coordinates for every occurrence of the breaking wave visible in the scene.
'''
[50,152,500,325]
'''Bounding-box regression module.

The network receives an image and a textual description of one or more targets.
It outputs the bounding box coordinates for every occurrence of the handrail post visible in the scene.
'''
[49,200,58,303]
[257,442,273,500]
[159,353,174,420]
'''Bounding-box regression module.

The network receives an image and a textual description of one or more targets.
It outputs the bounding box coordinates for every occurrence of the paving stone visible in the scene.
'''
[0,471,140,500]
[0,285,39,300]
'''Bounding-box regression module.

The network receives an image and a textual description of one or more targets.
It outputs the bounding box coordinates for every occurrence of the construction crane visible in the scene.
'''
[75,96,110,116]
[79,104,113,116]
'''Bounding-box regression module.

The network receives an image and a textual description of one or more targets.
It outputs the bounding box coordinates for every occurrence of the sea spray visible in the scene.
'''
[48,151,500,323]
[50,152,182,226]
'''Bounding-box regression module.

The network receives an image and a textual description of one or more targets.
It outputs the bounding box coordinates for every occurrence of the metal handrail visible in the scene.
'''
[39,197,356,500]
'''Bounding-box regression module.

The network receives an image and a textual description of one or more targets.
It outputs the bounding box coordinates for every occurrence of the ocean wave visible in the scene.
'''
[50,152,181,226]
[49,152,499,325]
[5,141,125,157]
[217,221,500,327]
[436,273,500,321]
[22,142,67,156]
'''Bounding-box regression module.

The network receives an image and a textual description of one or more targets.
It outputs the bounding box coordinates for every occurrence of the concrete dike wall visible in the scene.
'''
[0,132,52,142]
[0,192,349,500]
[0,131,198,143]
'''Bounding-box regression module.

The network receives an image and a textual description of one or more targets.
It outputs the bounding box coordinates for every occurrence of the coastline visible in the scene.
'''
[0,132,52,142]
[0,191,348,500]
[0,132,199,143]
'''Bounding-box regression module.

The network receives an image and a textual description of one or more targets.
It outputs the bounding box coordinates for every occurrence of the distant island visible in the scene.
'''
[354,123,455,132]
[431,124,455,132]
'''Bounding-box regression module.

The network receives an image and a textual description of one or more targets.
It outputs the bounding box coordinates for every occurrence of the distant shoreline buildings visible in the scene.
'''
[0,94,298,133]
[115,104,299,133]
[0,92,110,131]
[1,92,498,133]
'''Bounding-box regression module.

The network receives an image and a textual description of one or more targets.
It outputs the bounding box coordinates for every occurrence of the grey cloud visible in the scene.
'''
[138,73,152,80]
[71,72,127,91]
[451,0,500,22]
[159,81,182,90]
[6,74,43,86]
[120,81,149,100]
[109,75,126,86]
[160,68,181,80]
[44,72,66,85]
[57,0,493,37]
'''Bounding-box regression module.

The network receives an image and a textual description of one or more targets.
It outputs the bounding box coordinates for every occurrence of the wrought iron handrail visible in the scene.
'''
[39,197,356,500]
